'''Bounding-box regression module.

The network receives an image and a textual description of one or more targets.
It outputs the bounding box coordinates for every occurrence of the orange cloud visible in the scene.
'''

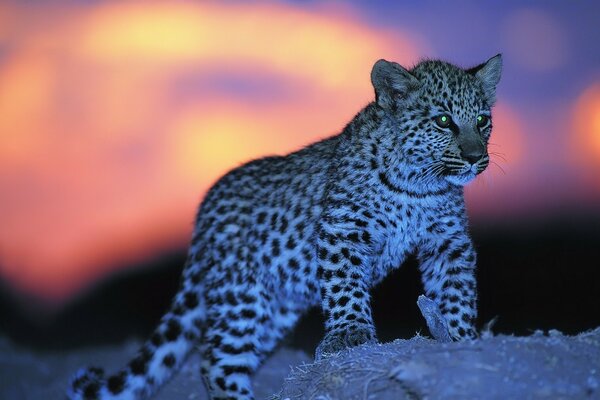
[74,2,415,92]
[0,2,421,305]
[572,83,600,170]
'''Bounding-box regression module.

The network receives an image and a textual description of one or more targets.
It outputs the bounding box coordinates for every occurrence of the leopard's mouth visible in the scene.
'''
[443,161,487,185]
[443,155,489,176]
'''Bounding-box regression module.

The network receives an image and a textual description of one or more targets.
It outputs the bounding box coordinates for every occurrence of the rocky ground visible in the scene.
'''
[277,328,600,399]
[2,324,599,399]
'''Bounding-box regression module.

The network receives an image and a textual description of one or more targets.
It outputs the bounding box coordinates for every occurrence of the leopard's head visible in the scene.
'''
[371,55,502,186]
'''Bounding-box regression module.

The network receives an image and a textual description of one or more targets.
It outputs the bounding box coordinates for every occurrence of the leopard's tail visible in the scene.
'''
[67,286,206,400]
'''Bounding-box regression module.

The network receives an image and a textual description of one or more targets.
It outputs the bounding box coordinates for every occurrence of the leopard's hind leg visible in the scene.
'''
[199,280,300,400]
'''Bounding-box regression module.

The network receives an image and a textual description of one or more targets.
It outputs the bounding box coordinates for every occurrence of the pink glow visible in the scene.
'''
[0,2,595,306]
[0,2,419,304]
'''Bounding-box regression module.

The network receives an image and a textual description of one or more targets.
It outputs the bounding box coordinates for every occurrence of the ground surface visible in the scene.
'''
[2,328,599,400]
[277,328,600,399]
[0,336,310,400]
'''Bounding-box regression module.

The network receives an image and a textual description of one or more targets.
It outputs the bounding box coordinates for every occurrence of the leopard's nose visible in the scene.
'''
[460,148,484,164]
[459,140,485,164]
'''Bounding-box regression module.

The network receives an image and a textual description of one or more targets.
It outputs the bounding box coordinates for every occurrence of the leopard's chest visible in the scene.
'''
[369,200,438,284]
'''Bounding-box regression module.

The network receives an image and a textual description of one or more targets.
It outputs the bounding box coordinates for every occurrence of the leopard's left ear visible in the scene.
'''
[371,59,421,110]
[467,54,502,105]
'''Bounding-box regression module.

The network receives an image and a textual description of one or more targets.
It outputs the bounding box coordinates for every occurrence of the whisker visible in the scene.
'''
[488,152,507,162]
[490,161,506,175]
[420,162,445,183]
[431,164,445,176]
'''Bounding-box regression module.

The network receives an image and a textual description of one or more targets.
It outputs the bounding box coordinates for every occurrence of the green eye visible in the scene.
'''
[476,115,489,128]
[434,114,452,128]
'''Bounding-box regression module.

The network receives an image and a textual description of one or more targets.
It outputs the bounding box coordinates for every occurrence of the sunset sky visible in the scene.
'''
[0,1,599,307]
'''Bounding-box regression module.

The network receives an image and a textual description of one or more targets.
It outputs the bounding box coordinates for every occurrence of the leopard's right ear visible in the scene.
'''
[371,59,421,109]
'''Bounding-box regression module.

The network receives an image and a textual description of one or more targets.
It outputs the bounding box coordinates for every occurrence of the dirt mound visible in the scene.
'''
[275,328,600,399]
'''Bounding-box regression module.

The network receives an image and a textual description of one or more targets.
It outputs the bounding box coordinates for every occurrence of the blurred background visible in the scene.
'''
[0,1,599,350]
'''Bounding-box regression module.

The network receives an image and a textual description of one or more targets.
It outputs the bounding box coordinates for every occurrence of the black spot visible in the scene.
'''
[318,248,328,260]
[221,343,254,354]
[361,231,371,244]
[107,372,126,395]
[449,248,463,261]
[295,221,305,234]
[289,257,299,270]
[216,377,227,391]
[354,219,368,228]
[449,319,459,328]
[210,334,223,346]
[261,254,271,266]
[347,232,360,242]
[184,292,199,309]
[338,296,350,306]
[328,298,335,309]
[240,309,257,319]
[215,205,227,215]
[83,382,100,398]
[341,247,350,258]
[375,219,387,228]
[270,212,278,230]
[190,272,201,284]
[285,236,296,250]
[225,291,238,306]
[320,269,333,280]
[240,293,257,304]
[271,238,280,256]
[330,253,340,264]
[72,371,94,390]
[162,353,176,368]
[349,256,361,266]
[257,211,267,224]
[165,319,182,342]
[172,304,185,315]
[438,239,451,254]
[129,354,149,375]
[150,333,164,347]
[279,216,289,233]
[229,327,255,337]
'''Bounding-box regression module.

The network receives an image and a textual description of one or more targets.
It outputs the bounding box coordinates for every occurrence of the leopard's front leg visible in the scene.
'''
[418,222,478,341]
[315,206,378,360]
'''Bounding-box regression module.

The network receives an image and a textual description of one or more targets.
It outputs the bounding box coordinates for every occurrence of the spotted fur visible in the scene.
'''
[67,55,502,400]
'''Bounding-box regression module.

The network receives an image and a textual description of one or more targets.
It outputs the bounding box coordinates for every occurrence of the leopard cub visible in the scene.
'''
[69,54,502,400]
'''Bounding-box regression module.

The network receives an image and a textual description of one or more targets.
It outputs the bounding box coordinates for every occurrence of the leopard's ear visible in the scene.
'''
[371,59,421,109]
[467,54,502,105]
